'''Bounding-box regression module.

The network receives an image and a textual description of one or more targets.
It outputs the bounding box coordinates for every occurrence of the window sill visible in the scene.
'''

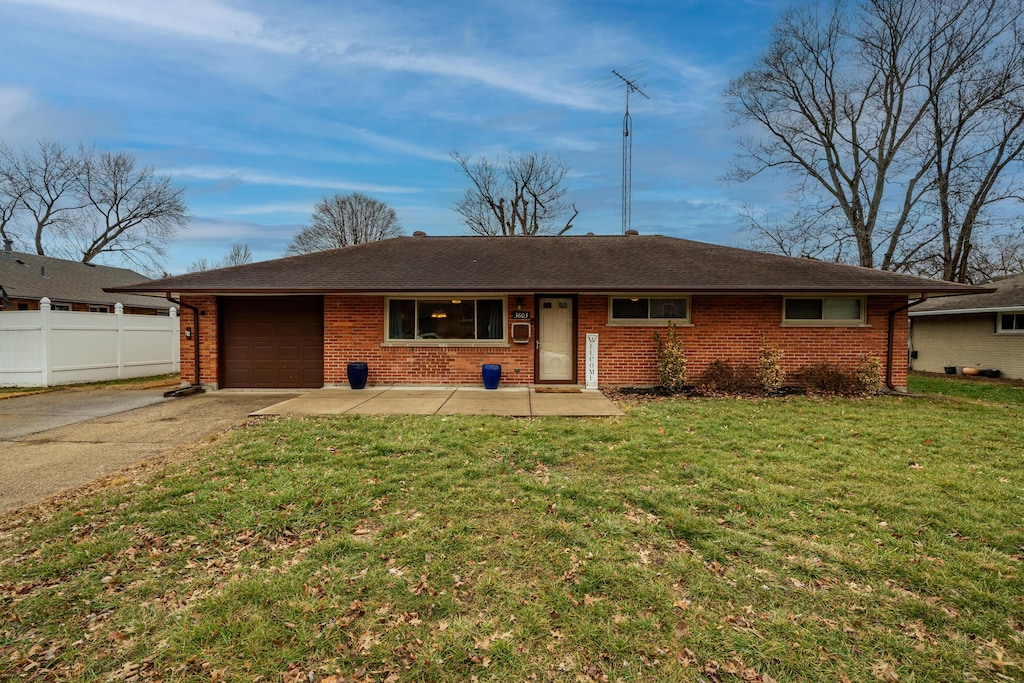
[382,340,510,348]
[606,320,694,327]
[781,321,870,328]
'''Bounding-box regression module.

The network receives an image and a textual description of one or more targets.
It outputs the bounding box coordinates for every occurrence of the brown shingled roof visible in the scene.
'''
[910,272,1024,315]
[2,249,171,310]
[108,235,986,296]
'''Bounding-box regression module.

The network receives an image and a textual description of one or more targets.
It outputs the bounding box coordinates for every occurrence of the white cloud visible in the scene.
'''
[339,46,609,111]
[165,166,422,195]
[343,126,452,163]
[226,202,316,216]
[1,0,621,111]
[0,84,113,144]
[1,0,299,52]
[0,85,34,125]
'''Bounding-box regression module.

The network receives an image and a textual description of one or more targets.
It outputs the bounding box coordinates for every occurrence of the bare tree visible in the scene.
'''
[69,148,188,270]
[221,243,252,267]
[188,243,253,272]
[452,151,579,236]
[923,231,1024,283]
[740,204,857,263]
[0,140,84,255]
[285,192,402,255]
[187,256,213,273]
[725,0,1024,282]
[0,152,20,246]
[0,140,188,269]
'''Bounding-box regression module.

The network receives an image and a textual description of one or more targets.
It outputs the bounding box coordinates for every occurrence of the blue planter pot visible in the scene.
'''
[346,362,368,390]
[482,363,501,390]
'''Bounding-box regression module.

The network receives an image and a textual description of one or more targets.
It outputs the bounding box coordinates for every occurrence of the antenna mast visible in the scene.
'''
[612,69,649,234]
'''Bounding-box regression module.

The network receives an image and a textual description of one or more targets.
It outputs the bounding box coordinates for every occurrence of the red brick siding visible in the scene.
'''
[324,295,537,385]
[178,293,909,390]
[179,296,218,386]
[5,298,164,314]
[577,294,907,388]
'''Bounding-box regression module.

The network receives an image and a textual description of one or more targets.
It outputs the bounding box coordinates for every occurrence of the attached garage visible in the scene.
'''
[219,296,324,388]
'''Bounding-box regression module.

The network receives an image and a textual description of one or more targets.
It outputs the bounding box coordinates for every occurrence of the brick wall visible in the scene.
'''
[179,296,218,386]
[179,293,910,390]
[577,294,907,389]
[324,295,537,385]
[911,313,1024,379]
[4,298,164,314]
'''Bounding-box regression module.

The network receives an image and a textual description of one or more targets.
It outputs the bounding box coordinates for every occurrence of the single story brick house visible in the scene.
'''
[1,240,171,315]
[909,272,1024,379]
[109,232,982,391]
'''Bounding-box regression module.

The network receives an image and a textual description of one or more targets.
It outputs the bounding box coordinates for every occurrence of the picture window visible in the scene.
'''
[387,298,505,341]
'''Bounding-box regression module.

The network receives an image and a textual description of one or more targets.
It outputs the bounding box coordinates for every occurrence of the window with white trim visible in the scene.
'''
[998,312,1024,333]
[51,303,71,311]
[783,297,864,324]
[609,296,689,324]
[387,298,505,342]
[89,305,110,313]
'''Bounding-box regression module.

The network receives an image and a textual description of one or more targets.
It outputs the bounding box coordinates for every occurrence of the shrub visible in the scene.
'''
[698,360,756,395]
[653,322,687,392]
[856,354,884,393]
[799,363,858,395]
[699,360,736,394]
[756,334,785,392]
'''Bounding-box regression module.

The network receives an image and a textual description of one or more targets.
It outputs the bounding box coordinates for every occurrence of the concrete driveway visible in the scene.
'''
[0,389,298,513]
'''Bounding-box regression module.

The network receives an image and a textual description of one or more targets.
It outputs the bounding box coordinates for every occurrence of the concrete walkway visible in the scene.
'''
[252,386,623,417]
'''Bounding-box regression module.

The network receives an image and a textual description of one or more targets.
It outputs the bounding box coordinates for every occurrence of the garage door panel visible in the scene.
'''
[220,297,324,388]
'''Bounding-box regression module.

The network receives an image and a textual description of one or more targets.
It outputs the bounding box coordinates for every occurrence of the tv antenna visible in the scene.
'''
[612,69,649,234]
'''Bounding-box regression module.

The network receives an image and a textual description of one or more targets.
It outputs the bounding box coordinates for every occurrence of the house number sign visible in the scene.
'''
[510,310,530,320]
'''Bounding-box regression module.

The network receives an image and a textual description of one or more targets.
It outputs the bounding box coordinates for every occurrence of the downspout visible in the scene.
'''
[166,293,205,395]
[886,295,927,391]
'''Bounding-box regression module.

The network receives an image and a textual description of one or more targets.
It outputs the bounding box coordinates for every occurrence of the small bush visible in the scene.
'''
[799,363,858,395]
[698,360,756,395]
[653,322,687,392]
[756,335,785,392]
[699,360,736,394]
[856,354,884,393]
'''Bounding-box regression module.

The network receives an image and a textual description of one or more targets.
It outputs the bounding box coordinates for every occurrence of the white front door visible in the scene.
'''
[537,297,574,382]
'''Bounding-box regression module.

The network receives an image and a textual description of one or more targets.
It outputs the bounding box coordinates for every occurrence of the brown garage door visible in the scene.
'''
[219,296,324,388]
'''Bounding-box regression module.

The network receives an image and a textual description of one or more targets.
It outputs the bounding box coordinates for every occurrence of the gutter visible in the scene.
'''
[910,304,1023,317]
[165,293,205,397]
[886,296,927,391]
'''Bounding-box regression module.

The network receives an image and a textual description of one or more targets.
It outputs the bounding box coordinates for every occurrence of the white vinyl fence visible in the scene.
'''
[0,297,180,387]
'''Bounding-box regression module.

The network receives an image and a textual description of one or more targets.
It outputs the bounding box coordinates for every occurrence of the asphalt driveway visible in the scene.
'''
[0,389,298,513]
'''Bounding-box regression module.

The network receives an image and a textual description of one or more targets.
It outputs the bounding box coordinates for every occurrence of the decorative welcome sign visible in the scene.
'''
[585,334,598,389]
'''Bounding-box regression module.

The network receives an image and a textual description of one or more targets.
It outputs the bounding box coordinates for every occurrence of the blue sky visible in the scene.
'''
[0,0,789,275]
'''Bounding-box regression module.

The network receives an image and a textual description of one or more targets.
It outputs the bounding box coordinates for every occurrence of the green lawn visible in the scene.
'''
[909,372,1024,405]
[1,389,1021,682]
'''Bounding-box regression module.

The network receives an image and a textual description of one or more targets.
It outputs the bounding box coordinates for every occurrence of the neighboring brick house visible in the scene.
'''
[910,273,1024,379]
[0,240,172,315]
[109,232,982,391]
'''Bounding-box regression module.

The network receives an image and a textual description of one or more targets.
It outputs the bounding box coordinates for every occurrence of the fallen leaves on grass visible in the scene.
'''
[975,638,1019,674]
[870,660,900,681]
[700,656,777,682]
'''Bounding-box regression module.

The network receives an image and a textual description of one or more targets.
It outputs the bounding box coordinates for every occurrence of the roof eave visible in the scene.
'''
[910,305,1024,317]
[106,285,975,297]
